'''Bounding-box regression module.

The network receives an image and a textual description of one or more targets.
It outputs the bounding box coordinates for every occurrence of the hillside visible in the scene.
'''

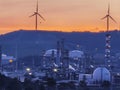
[0,30,120,57]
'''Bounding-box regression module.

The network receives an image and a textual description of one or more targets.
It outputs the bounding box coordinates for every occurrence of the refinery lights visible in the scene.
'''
[53,68,58,72]
[26,68,31,72]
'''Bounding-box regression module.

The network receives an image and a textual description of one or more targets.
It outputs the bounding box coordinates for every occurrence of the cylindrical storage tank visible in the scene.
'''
[93,67,111,82]
[44,49,57,57]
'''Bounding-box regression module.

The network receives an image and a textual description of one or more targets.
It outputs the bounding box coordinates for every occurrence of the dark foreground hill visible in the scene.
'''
[0,30,120,57]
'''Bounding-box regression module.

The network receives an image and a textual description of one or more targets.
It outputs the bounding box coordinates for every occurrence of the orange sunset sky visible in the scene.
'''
[0,0,120,34]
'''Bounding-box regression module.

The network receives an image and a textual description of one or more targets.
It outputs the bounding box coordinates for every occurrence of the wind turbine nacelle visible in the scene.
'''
[34,12,37,14]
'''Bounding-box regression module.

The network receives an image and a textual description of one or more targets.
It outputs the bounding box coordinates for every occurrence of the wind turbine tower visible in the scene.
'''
[30,0,45,30]
[101,4,116,68]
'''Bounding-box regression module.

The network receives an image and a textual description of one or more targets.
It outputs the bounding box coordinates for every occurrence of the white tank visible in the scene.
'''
[44,49,57,57]
[69,50,84,59]
[93,67,111,82]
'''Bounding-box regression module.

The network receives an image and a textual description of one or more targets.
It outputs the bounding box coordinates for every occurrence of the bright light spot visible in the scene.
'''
[117,73,120,76]
[108,65,111,67]
[90,65,94,68]
[9,59,13,63]
[26,68,31,72]
[53,68,58,72]
[29,72,32,75]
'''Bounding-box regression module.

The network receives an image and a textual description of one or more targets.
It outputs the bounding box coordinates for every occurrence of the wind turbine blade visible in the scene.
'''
[109,16,117,23]
[29,13,36,17]
[108,3,110,15]
[101,15,107,20]
[38,13,45,21]
[36,0,38,13]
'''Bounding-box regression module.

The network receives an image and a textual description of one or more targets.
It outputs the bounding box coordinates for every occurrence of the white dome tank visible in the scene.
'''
[93,67,111,82]
[44,49,57,57]
[69,50,84,58]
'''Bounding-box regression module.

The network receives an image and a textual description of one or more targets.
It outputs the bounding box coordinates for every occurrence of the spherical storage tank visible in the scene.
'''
[93,67,111,82]
[69,50,84,58]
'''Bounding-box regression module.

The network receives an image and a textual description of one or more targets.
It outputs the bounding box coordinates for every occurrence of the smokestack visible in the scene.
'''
[61,38,64,67]
[57,41,60,65]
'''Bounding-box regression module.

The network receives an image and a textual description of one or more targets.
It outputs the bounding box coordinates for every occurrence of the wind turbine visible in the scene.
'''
[101,3,116,31]
[29,0,45,30]
[101,3,116,68]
